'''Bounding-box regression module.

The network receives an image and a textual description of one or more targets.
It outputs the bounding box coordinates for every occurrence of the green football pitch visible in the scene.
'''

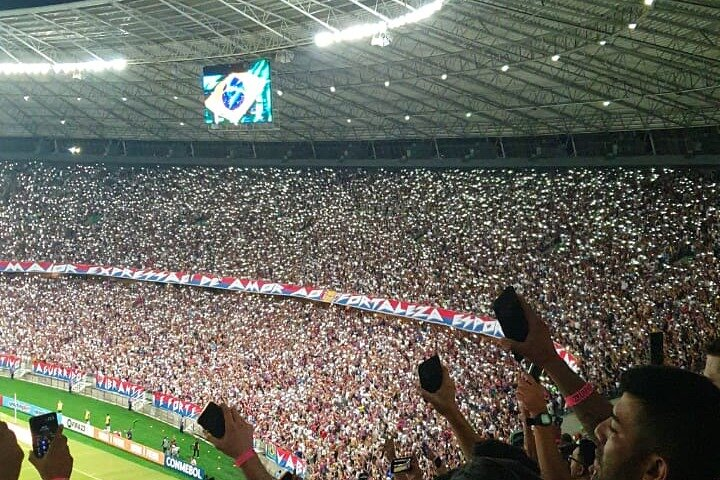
[0,412,179,480]
[0,377,245,480]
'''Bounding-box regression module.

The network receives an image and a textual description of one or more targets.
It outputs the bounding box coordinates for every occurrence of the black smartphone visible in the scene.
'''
[493,286,529,343]
[418,355,443,393]
[527,362,543,381]
[391,457,413,474]
[197,402,225,439]
[29,412,59,458]
[649,331,664,365]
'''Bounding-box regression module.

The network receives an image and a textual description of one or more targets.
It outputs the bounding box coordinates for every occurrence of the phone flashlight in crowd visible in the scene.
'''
[391,457,413,474]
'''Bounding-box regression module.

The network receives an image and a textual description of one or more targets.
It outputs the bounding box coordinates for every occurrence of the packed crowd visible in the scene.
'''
[0,163,718,478]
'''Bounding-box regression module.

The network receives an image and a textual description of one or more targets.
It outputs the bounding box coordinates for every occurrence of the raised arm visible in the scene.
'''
[205,404,273,480]
[419,364,482,461]
[502,296,613,439]
[516,372,570,480]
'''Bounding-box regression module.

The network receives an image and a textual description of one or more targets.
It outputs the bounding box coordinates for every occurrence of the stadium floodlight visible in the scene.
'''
[370,32,392,47]
[68,146,81,154]
[0,59,126,76]
[315,0,444,47]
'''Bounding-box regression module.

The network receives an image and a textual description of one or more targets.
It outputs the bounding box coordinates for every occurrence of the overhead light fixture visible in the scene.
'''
[384,80,390,87]
[644,0,654,5]
[122,97,127,102]
[599,40,607,46]
[370,32,392,47]
[603,101,611,106]
[465,112,472,118]
[330,86,336,93]
[76,97,82,101]
[315,0,445,47]
[628,23,637,29]
[404,115,410,121]
[68,146,81,154]
[60,119,66,125]
[551,54,560,62]
[173,95,179,100]
[501,65,510,72]
[441,73,448,80]
[277,90,283,96]
[0,59,126,76]
[23,95,30,101]
[179,122,185,126]
[346,118,352,123]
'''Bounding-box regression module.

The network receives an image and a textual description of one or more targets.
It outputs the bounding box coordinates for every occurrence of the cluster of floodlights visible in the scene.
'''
[0,59,126,76]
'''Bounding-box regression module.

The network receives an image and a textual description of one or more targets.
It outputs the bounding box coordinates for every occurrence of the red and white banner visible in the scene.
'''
[0,353,20,371]
[95,374,146,398]
[152,392,202,419]
[0,260,579,368]
[32,360,83,383]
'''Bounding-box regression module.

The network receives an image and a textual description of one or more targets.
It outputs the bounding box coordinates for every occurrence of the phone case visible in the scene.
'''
[29,412,58,458]
[197,402,226,438]
[418,355,443,393]
[492,286,529,342]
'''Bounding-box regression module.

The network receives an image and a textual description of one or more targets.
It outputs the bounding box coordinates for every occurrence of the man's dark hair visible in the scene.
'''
[620,365,720,480]
[434,440,541,480]
[435,457,541,480]
[706,337,720,356]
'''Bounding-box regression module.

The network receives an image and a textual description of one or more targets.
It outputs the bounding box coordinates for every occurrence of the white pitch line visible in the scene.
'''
[73,468,106,480]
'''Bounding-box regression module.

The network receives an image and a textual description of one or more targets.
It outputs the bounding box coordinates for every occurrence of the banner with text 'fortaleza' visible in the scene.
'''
[95,374,146,399]
[0,261,578,368]
[31,360,83,383]
[0,261,502,336]
[152,392,202,418]
[0,354,20,371]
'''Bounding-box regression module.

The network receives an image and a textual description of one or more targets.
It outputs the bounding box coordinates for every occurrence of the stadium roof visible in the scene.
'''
[0,0,717,142]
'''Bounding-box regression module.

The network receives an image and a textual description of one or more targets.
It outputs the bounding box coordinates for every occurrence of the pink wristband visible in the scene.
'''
[234,448,257,467]
[565,382,594,408]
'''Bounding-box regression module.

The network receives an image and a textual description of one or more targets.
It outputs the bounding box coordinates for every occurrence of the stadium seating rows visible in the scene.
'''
[0,163,717,478]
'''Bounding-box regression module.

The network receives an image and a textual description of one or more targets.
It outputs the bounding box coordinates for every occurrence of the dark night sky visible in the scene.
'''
[1,0,82,10]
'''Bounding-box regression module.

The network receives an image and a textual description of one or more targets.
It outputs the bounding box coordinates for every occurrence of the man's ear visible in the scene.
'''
[641,454,668,480]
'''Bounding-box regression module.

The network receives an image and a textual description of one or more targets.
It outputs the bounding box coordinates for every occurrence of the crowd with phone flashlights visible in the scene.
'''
[0,163,718,478]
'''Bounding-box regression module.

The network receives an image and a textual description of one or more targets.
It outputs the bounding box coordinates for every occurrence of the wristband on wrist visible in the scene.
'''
[565,382,594,408]
[234,448,257,467]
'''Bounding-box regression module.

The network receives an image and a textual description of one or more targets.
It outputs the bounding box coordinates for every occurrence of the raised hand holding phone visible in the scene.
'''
[29,413,59,459]
[28,425,73,480]
[496,289,559,368]
[203,403,253,460]
[197,401,226,439]
[418,361,457,416]
[418,354,443,393]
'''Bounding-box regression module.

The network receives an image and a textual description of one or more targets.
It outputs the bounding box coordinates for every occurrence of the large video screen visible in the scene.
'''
[202,59,272,125]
